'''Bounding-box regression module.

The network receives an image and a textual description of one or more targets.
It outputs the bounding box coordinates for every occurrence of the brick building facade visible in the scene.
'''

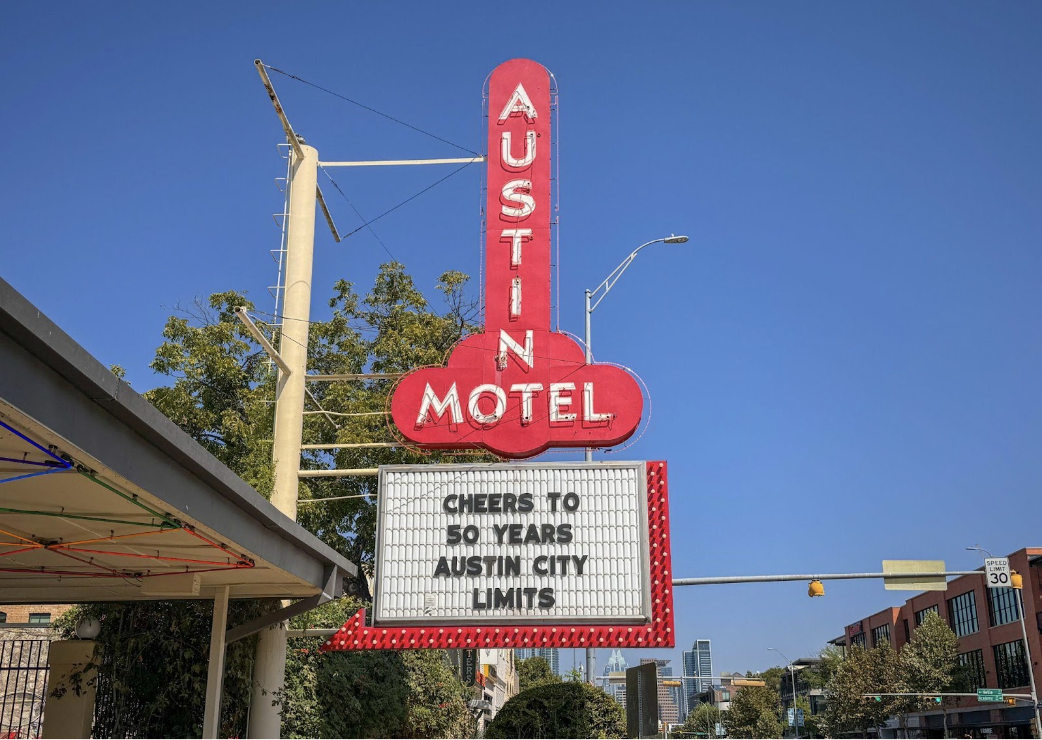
[837,548,1042,738]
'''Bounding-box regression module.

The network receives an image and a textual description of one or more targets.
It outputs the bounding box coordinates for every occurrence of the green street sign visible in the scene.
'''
[978,688,1004,702]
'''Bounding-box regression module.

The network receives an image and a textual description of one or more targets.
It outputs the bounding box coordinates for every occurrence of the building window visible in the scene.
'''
[988,587,1020,628]
[994,641,1030,689]
[947,591,979,637]
[915,605,939,626]
[872,624,891,647]
[850,632,867,649]
[0,611,6,624]
[27,613,50,624]
[903,619,910,642]
[958,649,987,690]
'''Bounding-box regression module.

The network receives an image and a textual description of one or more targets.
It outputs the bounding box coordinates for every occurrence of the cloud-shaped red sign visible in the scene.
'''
[390,330,642,459]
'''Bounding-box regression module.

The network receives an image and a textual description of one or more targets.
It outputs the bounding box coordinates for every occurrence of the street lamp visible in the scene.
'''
[583,233,689,462]
[768,647,800,739]
[580,233,687,687]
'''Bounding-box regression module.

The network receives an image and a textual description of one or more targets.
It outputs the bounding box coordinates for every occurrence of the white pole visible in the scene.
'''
[1016,589,1042,736]
[791,663,800,739]
[203,586,231,739]
[583,288,596,684]
[249,142,318,739]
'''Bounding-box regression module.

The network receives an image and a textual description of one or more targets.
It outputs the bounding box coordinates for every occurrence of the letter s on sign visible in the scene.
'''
[501,180,535,219]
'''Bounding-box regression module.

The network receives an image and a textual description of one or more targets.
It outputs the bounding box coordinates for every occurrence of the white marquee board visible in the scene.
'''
[373,462,652,625]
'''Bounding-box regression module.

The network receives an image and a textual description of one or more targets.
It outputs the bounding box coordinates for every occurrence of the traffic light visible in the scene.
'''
[872,696,882,702]
[1011,570,1024,590]
[808,579,825,597]
[930,697,942,704]
[1006,697,1018,706]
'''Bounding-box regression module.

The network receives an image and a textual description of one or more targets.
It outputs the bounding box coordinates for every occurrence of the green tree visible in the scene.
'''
[898,611,960,712]
[62,263,485,737]
[518,657,560,692]
[565,666,585,683]
[757,666,785,696]
[821,642,901,737]
[53,600,263,739]
[484,682,626,739]
[679,702,720,737]
[725,685,783,739]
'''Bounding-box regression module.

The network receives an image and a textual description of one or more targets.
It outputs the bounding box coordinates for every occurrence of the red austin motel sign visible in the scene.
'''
[323,60,674,655]
[390,58,644,459]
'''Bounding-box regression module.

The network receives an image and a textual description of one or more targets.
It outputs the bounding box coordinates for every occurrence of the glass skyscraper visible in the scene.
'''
[682,639,714,718]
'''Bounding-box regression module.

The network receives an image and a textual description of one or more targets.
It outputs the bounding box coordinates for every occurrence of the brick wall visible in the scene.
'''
[0,603,73,625]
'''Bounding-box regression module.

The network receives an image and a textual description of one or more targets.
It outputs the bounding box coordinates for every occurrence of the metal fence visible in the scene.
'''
[0,640,48,740]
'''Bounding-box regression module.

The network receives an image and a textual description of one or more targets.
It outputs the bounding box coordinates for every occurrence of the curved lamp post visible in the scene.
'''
[580,233,687,687]
[769,647,800,739]
[583,234,689,462]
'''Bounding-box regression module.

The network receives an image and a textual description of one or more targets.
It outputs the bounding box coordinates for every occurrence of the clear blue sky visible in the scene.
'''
[4,2,1041,677]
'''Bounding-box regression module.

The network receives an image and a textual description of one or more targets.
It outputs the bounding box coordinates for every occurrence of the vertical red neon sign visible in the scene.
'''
[485,58,552,335]
[390,59,644,459]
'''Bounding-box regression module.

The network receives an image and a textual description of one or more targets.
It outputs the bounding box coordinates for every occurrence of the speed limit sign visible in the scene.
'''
[985,558,1011,588]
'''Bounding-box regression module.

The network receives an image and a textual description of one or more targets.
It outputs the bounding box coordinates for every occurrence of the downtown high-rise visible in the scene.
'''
[513,648,560,677]
[682,639,714,716]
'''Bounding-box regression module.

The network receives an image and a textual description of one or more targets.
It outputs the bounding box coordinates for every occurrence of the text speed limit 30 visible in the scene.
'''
[985,558,1011,588]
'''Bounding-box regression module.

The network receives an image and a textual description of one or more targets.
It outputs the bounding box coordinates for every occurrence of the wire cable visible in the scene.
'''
[263,64,480,156]
[339,160,478,239]
[319,166,396,261]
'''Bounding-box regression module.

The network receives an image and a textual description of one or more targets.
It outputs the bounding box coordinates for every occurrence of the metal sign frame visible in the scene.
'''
[321,461,674,651]
[371,460,652,626]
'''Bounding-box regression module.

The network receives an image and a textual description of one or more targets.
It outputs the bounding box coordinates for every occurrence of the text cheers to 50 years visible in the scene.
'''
[435,490,590,610]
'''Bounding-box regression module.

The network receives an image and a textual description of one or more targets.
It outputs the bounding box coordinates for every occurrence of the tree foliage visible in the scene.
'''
[53,600,263,739]
[62,263,484,737]
[898,610,960,712]
[517,657,560,692]
[678,702,720,737]
[484,682,626,739]
[821,642,902,736]
[725,684,783,739]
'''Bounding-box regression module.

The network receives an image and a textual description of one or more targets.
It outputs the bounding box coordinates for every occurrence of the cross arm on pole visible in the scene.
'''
[233,307,291,375]
[255,59,304,161]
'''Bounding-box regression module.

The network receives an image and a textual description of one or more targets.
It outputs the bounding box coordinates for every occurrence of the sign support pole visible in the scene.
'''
[1016,589,1042,735]
[249,141,318,739]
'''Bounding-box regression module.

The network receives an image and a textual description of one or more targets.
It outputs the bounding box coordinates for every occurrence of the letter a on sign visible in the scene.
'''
[390,59,644,459]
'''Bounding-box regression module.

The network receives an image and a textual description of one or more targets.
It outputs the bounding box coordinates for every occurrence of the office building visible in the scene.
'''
[513,647,560,677]
[682,639,714,718]
[834,547,1042,738]
[603,648,628,706]
[642,658,681,726]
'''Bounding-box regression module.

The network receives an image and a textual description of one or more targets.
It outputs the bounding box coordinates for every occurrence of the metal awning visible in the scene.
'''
[0,277,355,603]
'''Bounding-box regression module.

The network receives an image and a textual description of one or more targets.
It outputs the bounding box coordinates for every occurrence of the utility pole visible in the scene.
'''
[250,140,318,739]
[1015,587,1042,737]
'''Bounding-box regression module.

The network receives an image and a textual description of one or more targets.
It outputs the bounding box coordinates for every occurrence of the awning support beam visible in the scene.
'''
[226,565,343,644]
[202,585,230,739]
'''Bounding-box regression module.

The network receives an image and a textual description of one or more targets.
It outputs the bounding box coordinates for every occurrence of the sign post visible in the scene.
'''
[985,558,1011,588]
[627,663,659,739]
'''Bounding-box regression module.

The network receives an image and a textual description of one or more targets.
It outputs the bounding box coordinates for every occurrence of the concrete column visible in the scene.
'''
[250,142,318,739]
[203,586,231,739]
[42,641,100,739]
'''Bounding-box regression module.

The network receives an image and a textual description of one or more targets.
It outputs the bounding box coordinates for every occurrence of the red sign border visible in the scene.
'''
[321,461,674,651]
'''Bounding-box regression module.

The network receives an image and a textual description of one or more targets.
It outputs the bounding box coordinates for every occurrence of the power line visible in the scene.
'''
[338,160,477,239]
[263,64,480,156]
[319,167,396,261]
